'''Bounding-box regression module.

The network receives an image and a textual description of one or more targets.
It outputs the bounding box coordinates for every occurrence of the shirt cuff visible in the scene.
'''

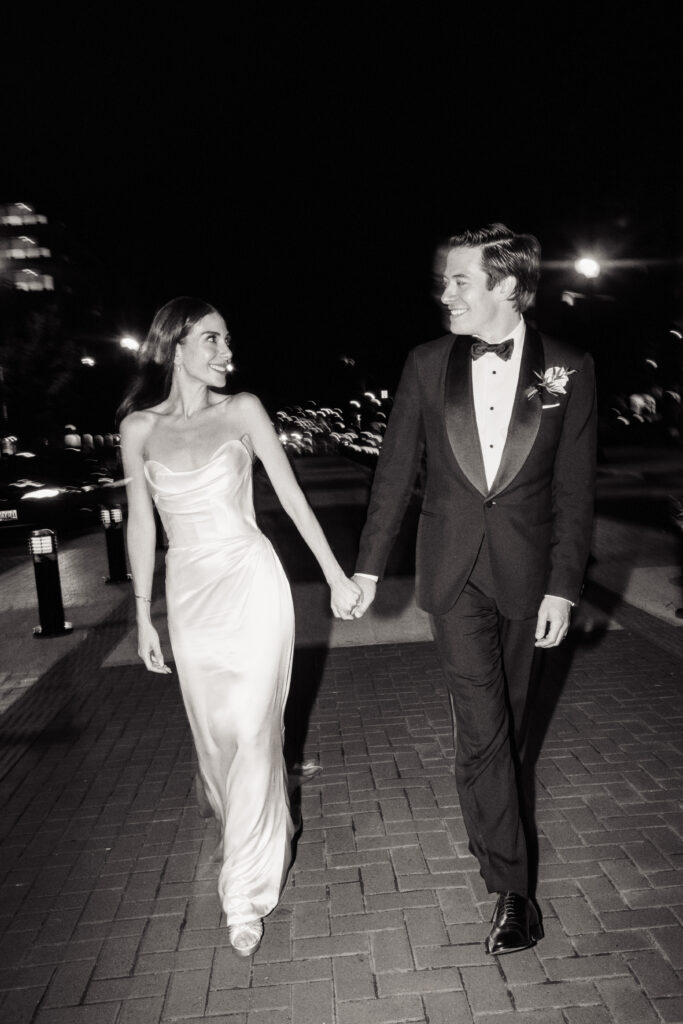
[355,572,379,582]
[545,593,575,607]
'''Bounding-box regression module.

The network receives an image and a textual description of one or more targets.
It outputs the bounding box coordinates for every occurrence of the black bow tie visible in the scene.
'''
[471,338,514,361]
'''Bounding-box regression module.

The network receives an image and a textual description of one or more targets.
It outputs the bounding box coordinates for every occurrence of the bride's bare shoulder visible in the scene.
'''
[219,391,269,426]
[119,409,158,449]
[226,391,258,406]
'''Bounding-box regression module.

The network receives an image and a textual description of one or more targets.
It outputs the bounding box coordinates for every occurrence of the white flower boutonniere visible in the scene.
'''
[526,365,577,401]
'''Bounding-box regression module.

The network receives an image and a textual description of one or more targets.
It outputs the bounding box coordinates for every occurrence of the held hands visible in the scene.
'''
[137,622,172,674]
[535,595,572,648]
[330,575,363,620]
[350,574,377,619]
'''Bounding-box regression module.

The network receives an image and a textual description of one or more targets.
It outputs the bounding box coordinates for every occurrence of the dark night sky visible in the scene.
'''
[3,13,680,405]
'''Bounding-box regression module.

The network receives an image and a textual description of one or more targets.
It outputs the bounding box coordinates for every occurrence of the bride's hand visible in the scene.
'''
[330,575,362,620]
[137,622,172,674]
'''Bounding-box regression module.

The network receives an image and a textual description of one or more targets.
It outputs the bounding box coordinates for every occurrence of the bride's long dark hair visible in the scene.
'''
[116,296,218,424]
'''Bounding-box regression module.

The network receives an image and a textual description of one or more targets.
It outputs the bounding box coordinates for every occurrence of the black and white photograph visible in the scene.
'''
[0,12,681,1024]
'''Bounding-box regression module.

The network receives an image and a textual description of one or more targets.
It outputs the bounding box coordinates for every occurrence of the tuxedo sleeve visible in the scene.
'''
[355,348,425,579]
[546,350,597,603]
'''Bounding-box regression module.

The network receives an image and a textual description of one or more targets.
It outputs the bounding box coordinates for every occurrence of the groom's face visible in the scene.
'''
[441,246,506,340]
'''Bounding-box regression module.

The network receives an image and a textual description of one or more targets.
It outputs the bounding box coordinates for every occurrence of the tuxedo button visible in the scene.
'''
[485,500,496,508]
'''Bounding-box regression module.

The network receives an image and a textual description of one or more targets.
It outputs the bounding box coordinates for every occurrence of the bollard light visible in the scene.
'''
[29,529,73,637]
[100,503,131,584]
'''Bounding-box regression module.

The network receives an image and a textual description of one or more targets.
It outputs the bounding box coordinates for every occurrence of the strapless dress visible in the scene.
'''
[144,439,295,925]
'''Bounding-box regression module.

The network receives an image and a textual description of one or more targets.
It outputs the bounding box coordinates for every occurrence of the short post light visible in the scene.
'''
[100,504,131,584]
[29,529,73,637]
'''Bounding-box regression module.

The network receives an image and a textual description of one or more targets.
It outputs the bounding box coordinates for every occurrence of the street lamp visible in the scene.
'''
[574,257,601,279]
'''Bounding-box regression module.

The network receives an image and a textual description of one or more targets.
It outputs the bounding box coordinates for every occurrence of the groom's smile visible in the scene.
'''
[441,245,518,342]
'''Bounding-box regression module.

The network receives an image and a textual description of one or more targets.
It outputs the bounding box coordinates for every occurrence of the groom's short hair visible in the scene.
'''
[448,223,541,313]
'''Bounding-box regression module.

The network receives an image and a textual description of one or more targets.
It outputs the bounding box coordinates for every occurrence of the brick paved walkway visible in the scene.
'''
[1,618,682,1023]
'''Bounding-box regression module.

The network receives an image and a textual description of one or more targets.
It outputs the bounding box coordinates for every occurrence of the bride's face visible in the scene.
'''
[176,313,233,385]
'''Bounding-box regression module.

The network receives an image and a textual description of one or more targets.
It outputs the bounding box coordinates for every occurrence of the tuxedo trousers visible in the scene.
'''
[430,537,538,897]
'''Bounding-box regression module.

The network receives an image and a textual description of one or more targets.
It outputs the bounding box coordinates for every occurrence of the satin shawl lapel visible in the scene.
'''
[444,336,487,496]
[489,325,544,497]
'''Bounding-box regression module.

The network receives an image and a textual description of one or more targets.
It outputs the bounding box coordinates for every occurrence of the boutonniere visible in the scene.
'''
[526,366,577,400]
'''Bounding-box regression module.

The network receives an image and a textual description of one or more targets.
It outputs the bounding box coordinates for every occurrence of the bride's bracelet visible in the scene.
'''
[134,594,152,603]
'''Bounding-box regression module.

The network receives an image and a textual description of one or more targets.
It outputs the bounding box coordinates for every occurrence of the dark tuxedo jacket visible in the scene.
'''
[356,325,597,619]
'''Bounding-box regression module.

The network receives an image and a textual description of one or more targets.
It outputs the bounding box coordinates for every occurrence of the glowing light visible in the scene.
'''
[29,532,55,555]
[22,488,61,500]
[574,257,601,279]
[120,336,140,351]
[10,478,42,489]
[81,356,95,367]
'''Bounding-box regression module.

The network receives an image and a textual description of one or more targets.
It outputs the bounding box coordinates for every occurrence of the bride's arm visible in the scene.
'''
[120,414,171,673]
[238,394,360,619]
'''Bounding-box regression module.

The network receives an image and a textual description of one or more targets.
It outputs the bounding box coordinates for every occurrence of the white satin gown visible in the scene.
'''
[144,438,296,926]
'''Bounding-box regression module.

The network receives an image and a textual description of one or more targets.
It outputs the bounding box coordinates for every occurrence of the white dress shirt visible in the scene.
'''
[472,318,526,490]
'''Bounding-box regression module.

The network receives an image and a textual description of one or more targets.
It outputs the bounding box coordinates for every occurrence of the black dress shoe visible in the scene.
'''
[485,892,543,955]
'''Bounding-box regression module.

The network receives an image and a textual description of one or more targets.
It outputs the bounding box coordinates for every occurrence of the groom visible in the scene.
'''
[352,223,597,955]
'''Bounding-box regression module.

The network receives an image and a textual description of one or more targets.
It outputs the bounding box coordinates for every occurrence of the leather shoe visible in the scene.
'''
[485,892,543,955]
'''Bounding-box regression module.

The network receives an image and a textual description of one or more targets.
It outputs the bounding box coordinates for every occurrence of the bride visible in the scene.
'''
[118,297,360,956]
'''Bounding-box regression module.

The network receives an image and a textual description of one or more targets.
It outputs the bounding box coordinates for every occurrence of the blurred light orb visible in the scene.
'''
[22,487,61,500]
[120,336,140,351]
[574,257,601,279]
[81,356,95,367]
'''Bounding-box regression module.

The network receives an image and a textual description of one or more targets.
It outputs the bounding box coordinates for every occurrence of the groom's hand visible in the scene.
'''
[351,574,377,618]
[535,595,572,648]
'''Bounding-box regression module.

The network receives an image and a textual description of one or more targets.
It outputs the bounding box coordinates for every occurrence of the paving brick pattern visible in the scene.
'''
[0,629,682,1023]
